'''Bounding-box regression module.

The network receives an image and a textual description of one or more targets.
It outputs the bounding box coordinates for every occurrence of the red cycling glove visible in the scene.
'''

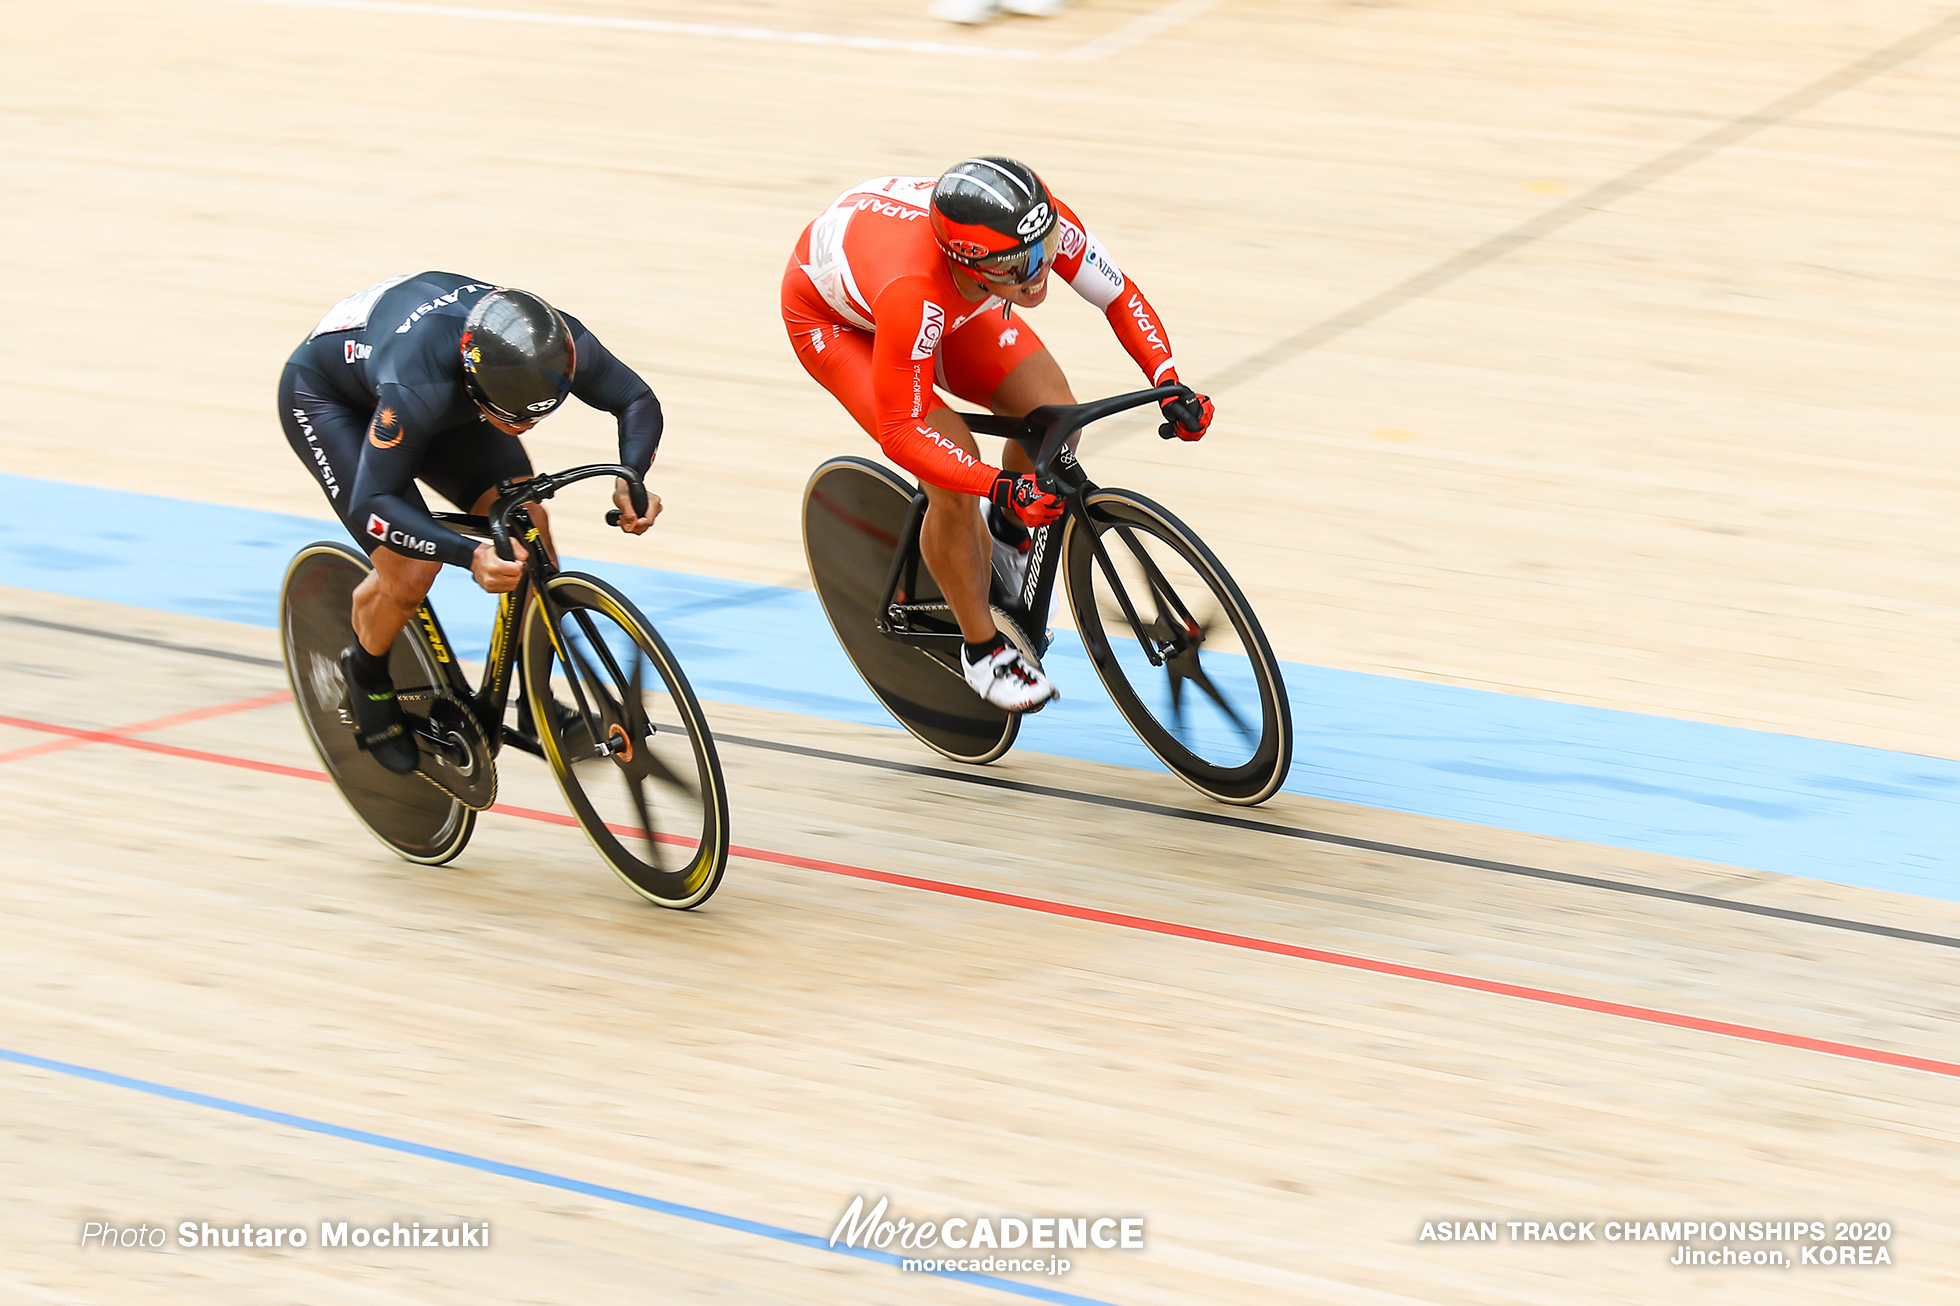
[991,471,1065,528]
[1159,390,1215,442]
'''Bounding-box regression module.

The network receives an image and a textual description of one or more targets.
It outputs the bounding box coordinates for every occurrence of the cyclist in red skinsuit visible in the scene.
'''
[783,158,1214,712]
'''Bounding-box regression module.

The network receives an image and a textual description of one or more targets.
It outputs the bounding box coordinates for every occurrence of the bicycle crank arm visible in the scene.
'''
[410,723,474,770]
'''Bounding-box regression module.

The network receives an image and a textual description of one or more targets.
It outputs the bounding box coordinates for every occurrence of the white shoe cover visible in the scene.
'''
[961,641,1057,713]
[932,0,1003,23]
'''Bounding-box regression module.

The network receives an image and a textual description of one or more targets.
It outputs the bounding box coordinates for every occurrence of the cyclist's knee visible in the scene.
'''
[990,348,1075,418]
[366,549,440,609]
[468,477,529,515]
[922,481,984,523]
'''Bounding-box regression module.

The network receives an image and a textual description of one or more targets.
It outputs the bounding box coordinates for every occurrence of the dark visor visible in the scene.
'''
[970,223,1060,286]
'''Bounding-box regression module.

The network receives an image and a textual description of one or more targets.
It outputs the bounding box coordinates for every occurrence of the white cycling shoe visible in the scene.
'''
[931,0,1001,22]
[931,0,1069,21]
[960,640,1058,713]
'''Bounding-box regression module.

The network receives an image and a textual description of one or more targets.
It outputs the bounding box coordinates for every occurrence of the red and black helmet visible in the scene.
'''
[929,157,1061,287]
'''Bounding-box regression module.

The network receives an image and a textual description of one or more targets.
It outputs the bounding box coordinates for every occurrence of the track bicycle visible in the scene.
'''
[802,386,1292,806]
[279,464,729,908]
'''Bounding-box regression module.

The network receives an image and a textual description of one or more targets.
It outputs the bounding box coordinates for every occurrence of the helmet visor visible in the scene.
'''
[968,224,1060,287]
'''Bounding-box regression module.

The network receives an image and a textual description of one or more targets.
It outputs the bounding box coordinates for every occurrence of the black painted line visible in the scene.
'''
[714,731,1960,953]
[1211,9,1960,391]
[0,613,283,668]
[14,607,1953,952]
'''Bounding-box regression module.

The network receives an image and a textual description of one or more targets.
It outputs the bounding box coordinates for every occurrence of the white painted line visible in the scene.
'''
[1059,0,1232,62]
[225,0,1045,59]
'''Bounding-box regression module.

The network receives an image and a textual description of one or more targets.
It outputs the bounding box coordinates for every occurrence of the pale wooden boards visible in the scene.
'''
[4,592,1958,1303]
[2,0,1955,753]
[4,1,1960,1301]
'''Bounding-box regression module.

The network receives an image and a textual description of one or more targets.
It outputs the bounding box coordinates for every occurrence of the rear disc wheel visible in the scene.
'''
[802,456,1019,764]
[279,543,476,863]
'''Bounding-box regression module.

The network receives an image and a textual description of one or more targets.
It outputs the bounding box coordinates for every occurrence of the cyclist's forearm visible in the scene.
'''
[878,409,997,497]
[614,391,663,474]
[1102,277,1177,386]
[355,493,477,567]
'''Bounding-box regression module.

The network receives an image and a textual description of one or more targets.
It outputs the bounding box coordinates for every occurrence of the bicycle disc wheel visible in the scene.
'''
[802,456,1019,764]
[520,572,729,909]
[1063,490,1292,805]
[279,543,476,863]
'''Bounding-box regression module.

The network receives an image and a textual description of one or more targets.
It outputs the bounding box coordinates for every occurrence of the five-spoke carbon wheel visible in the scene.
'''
[521,572,729,909]
[1063,490,1292,805]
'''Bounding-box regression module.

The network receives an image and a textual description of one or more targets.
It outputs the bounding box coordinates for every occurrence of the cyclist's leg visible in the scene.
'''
[280,365,427,769]
[932,315,1063,709]
[990,348,1077,474]
[279,365,430,655]
[278,364,363,521]
[786,304,998,643]
[349,549,440,655]
[914,416,995,642]
[940,312,1074,475]
[421,422,555,559]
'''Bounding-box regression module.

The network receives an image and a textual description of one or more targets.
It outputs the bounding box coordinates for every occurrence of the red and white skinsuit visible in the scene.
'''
[782,175,1182,496]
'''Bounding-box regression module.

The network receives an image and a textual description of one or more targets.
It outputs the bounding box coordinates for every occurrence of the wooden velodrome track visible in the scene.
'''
[4,1,1958,1302]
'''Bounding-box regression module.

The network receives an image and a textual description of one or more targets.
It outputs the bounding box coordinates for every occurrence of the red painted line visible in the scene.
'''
[0,691,292,765]
[6,705,1956,1082]
[488,799,578,828]
[486,801,694,849]
[725,846,1960,1079]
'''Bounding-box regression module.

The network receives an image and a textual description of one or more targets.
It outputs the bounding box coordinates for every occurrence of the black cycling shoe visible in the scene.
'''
[339,647,420,775]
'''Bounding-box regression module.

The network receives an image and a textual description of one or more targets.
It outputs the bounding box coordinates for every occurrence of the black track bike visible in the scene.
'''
[802,386,1292,806]
[279,465,729,908]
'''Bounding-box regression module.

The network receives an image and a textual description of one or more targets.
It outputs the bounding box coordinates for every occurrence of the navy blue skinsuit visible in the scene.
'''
[279,271,662,566]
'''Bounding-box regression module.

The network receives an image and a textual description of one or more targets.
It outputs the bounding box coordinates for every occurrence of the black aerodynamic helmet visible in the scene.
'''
[459,288,575,426]
[929,156,1060,286]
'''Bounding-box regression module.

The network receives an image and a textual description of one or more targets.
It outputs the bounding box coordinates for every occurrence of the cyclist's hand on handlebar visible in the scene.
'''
[991,470,1065,528]
[1159,390,1215,442]
[471,538,527,593]
[611,476,662,535]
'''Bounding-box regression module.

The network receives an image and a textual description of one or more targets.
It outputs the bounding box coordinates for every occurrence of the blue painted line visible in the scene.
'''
[2,472,1955,897]
[0,1045,1122,1306]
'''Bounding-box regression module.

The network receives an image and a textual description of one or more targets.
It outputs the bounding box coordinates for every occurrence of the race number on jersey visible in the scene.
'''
[309,273,416,339]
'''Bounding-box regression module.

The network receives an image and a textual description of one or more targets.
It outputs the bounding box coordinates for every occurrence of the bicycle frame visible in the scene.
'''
[415,462,649,759]
[871,385,1191,666]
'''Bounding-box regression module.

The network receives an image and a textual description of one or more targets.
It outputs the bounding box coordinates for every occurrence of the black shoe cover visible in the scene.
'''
[339,647,420,775]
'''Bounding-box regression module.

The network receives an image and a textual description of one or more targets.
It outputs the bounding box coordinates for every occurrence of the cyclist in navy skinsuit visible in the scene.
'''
[279,271,664,773]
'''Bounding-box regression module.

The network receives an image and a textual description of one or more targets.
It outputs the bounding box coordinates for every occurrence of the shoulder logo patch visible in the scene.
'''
[911,302,946,361]
[367,406,405,449]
